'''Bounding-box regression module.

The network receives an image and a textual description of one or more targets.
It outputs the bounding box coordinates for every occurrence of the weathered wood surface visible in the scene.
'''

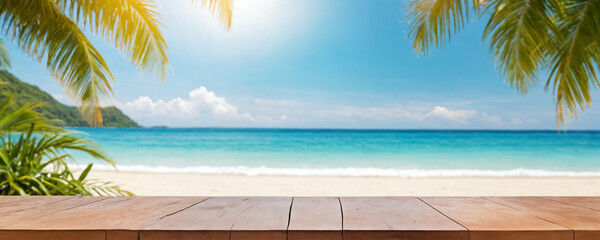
[143,197,291,240]
[0,196,599,240]
[545,197,600,211]
[420,197,573,240]
[487,197,600,240]
[288,197,342,240]
[1,197,206,240]
[341,197,467,240]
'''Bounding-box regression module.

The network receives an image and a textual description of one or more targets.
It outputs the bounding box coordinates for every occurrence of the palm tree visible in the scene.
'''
[406,0,600,127]
[0,0,233,126]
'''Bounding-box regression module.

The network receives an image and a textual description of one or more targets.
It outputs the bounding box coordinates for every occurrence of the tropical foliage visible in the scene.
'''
[407,0,600,126]
[0,70,139,127]
[0,96,132,196]
[0,0,233,126]
[0,38,9,70]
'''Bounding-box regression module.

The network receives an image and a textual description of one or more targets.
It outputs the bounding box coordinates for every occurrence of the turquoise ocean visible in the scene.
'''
[73,128,600,177]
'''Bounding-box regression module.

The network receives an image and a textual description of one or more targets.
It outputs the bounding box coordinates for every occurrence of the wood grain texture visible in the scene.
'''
[1,196,598,240]
[143,197,251,240]
[545,197,600,211]
[143,197,292,240]
[287,197,342,240]
[341,197,467,240]
[421,197,572,240]
[229,197,292,240]
[488,197,600,240]
[0,196,70,205]
[0,196,106,228]
[3,197,205,232]
[0,196,74,216]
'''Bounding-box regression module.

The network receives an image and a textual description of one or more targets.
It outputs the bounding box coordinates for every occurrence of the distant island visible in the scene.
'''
[0,70,139,128]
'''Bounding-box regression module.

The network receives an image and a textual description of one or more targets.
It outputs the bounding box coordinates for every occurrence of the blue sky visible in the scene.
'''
[5,0,600,129]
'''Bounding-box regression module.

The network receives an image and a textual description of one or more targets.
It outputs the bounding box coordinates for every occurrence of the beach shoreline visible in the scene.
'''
[90,170,600,196]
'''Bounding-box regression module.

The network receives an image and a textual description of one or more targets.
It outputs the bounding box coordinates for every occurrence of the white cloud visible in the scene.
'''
[117,87,253,124]
[116,92,506,128]
[511,117,539,125]
[292,104,479,124]
[314,106,429,121]
[427,106,477,123]
[481,113,503,125]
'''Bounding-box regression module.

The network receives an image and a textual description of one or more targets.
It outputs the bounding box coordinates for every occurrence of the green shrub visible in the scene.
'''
[0,96,132,196]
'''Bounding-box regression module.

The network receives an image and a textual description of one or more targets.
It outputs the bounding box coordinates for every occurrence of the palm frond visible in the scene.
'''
[192,0,234,30]
[33,133,114,166]
[0,38,10,69]
[547,0,600,126]
[0,0,113,126]
[406,0,600,127]
[55,0,170,81]
[483,0,559,92]
[407,0,480,54]
[0,97,130,196]
[0,95,64,133]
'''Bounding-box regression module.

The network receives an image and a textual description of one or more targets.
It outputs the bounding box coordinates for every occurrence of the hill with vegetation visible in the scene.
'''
[0,70,139,127]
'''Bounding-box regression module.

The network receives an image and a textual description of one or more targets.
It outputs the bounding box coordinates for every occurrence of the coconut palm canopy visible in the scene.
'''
[0,0,232,126]
[407,0,600,127]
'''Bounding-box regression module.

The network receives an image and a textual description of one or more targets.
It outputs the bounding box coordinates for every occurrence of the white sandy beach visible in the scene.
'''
[90,170,600,196]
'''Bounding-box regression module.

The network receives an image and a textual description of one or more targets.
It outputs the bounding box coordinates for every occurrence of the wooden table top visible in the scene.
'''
[0,196,598,240]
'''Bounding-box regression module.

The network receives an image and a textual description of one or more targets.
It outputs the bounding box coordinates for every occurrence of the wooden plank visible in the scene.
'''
[0,196,73,215]
[0,230,105,240]
[0,196,70,205]
[421,197,572,240]
[341,197,467,240]
[0,197,109,240]
[3,197,206,240]
[545,197,600,211]
[1,196,597,240]
[0,196,75,223]
[142,197,292,240]
[107,230,139,240]
[488,197,600,240]
[228,197,292,240]
[141,231,226,240]
[142,197,252,240]
[0,197,108,228]
[288,197,342,240]
[4,197,205,229]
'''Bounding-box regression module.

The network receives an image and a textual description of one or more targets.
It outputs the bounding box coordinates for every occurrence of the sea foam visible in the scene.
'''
[79,164,600,177]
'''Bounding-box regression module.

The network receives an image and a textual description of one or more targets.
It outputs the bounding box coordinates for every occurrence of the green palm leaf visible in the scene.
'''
[0,38,9,69]
[407,0,600,127]
[483,0,559,92]
[407,0,480,54]
[55,0,169,81]
[547,0,600,126]
[0,97,131,196]
[0,95,64,133]
[0,0,113,126]
[0,0,233,126]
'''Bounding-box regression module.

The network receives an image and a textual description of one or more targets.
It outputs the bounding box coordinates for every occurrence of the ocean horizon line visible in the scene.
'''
[67,127,600,132]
